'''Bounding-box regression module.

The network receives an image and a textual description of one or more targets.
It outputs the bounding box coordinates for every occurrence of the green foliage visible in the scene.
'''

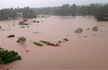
[75,27,83,33]
[32,20,36,22]
[80,28,83,32]
[33,42,43,46]
[0,4,108,21]
[37,21,39,23]
[0,47,21,64]
[7,35,15,38]
[0,26,2,29]
[92,26,98,31]
[20,26,25,28]
[39,40,51,45]
[16,36,26,43]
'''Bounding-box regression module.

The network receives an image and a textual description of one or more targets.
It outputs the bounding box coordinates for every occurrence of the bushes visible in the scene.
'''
[39,40,51,45]
[20,26,25,28]
[33,42,43,46]
[33,40,51,46]
[92,26,98,31]
[20,26,29,28]
[16,36,26,43]
[18,21,24,25]
[7,35,15,38]
[75,27,83,33]
[32,20,36,22]
[0,47,22,64]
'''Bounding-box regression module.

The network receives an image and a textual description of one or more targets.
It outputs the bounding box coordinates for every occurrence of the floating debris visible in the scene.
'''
[48,43,56,46]
[63,38,69,41]
[26,50,29,52]
[93,34,96,37]
[48,43,60,47]
[58,41,62,43]
[55,43,61,47]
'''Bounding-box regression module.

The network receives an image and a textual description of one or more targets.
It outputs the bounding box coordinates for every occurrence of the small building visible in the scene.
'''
[104,14,108,19]
[16,12,23,19]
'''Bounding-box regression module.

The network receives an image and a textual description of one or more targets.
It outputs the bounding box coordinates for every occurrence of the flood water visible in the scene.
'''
[0,16,108,69]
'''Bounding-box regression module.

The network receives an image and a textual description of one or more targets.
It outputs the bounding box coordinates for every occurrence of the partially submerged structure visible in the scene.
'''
[19,19,31,25]
[23,19,31,25]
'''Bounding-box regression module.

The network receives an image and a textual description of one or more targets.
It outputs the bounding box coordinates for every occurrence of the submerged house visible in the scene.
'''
[19,19,31,25]
[23,19,31,25]
[16,12,23,19]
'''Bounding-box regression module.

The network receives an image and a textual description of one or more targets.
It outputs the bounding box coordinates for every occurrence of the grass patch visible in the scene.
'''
[18,21,24,25]
[39,40,51,45]
[0,47,22,64]
[33,42,43,46]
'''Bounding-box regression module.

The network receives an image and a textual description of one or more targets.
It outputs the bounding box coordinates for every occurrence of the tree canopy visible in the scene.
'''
[0,4,108,21]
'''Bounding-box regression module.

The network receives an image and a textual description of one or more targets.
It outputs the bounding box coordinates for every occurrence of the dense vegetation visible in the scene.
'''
[0,7,36,20]
[33,42,43,46]
[39,40,51,45]
[0,47,21,64]
[92,26,98,31]
[0,3,108,20]
[32,3,108,21]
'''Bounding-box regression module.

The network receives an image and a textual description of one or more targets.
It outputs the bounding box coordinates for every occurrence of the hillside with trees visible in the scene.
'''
[0,7,36,20]
[0,4,108,21]
[32,3,108,21]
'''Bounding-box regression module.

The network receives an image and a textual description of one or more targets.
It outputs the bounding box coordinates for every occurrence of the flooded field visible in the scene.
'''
[0,16,108,69]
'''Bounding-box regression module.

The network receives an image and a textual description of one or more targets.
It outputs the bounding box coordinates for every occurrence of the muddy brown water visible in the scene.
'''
[0,16,108,69]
